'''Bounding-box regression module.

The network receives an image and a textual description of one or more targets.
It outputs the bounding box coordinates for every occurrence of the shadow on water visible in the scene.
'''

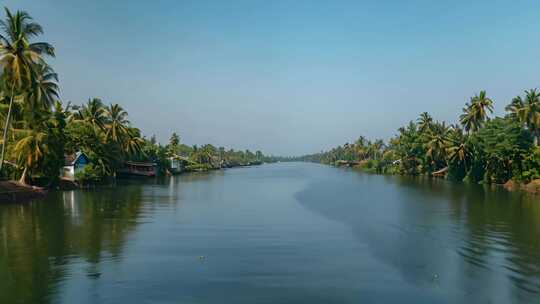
[295,169,540,303]
[1,164,540,303]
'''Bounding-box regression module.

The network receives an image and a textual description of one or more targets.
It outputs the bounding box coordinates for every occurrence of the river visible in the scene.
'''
[1,162,539,303]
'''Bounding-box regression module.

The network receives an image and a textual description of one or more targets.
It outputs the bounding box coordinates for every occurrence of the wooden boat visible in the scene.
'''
[117,161,157,177]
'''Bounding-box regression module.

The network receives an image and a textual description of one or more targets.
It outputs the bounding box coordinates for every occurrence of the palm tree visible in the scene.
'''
[10,105,53,184]
[104,103,130,142]
[12,128,47,184]
[0,8,55,172]
[459,104,475,134]
[447,134,472,170]
[169,132,180,147]
[417,112,433,133]
[473,90,494,121]
[167,132,181,156]
[459,91,494,133]
[27,64,59,110]
[372,139,385,160]
[506,89,540,145]
[192,145,213,165]
[73,98,107,131]
[426,122,449,169]
[121,127,144,157]
[505,95,525,123]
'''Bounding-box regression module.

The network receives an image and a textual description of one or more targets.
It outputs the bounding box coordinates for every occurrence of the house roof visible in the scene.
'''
[168,154,190,161]
[125,161,157,167]
[64,152,87,166]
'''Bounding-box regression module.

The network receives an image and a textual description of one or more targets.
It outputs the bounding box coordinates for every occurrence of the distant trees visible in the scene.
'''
[0,6,271,185]
[301,89,540,185]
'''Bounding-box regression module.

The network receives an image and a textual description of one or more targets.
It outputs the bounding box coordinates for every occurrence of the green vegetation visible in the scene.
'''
[0,8,269,187]
[299,89,540,187]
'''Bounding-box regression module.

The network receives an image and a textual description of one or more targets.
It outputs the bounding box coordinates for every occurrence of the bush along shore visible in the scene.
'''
[297,90,540,194]
[0,7,276,201]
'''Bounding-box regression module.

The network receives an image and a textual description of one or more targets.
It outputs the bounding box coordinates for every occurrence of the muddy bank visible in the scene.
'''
[0,181,47,203]
[504,179,540,194]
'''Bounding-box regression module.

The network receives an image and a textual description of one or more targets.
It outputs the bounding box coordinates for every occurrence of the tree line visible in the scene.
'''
[0,8,269,186]
[298,89,540,186]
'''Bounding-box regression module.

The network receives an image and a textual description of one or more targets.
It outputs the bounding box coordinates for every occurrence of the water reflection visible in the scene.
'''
[0,186,144,304]
[1,164,540,303]
[297,171,540,302]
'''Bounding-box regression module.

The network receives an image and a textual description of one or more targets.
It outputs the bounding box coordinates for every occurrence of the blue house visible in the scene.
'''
[61,152,89,181]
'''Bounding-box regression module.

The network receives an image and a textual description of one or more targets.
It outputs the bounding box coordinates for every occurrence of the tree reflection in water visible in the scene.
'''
[0,186,144,304]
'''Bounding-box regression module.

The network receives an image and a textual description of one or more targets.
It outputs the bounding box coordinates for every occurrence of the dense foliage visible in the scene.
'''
[0,8,268,186]
[299,90,540,185]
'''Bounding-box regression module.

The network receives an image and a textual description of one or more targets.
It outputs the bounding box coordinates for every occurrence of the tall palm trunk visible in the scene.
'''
[18,166,28,184]
[0,81,16,173]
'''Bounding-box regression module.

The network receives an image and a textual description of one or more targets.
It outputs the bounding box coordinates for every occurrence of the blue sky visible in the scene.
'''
[4,0,540,155]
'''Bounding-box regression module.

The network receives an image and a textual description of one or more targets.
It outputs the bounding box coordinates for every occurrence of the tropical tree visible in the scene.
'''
[0,7,55,172]
[425,122,449,171]
[445,125,471,179]
[506,89,540,146]
[73,98,107,132]
[121,127,144,157]
[169,132,180,146]
[459,91,493,133]
[104,103,129,143]
[417,112,433,133]
[12,128,47,184]
[26,64,59,110]
[167,132,181,156]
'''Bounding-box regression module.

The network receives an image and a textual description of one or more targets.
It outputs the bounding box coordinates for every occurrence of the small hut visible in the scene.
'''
[61,152,89,181]
[335,160,350,167]
[168,155,191,174]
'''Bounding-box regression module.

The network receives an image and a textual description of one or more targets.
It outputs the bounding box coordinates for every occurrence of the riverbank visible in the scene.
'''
[182,160,263,173]
[2,162,539,303]
[0,181,47,203]
[3,161,267,203]
[332,161,540,195]
[504,179,540,194]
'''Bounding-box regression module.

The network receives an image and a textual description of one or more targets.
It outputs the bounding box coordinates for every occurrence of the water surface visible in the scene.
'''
[1,163,540,303]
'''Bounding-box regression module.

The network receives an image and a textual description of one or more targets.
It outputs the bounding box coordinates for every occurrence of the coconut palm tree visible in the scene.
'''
[417,112,433,133]
[505,95,525,123]
[26,64,59,110]
[121,127,144,157]
[473,90,494,121]
[371,139,385,160]
[459,106,475,134]
[12,128,47,184]
[459,91,493,133]
[10,105,53,184]
[104,103,130,143]
[426,122,449,169]
[73,98,107,132]
[447,139,472,169]
[506,89,540,145]
[0,7,55,172]
[169,132,180,147]
[192,145,213,165]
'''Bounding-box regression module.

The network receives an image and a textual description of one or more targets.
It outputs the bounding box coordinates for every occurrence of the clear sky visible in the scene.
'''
[4,0,540,155]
